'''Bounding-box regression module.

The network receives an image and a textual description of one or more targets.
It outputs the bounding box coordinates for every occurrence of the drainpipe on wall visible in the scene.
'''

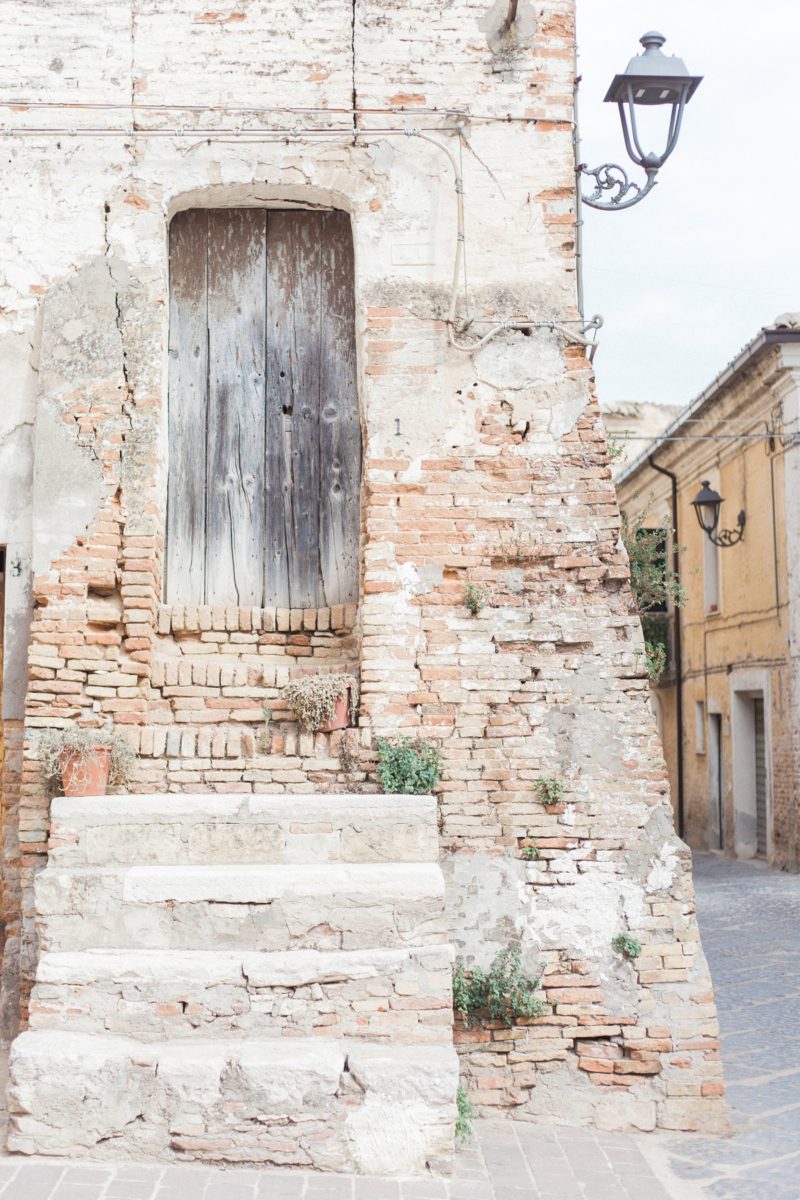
[572,54,585,321]
[648,455,686,840]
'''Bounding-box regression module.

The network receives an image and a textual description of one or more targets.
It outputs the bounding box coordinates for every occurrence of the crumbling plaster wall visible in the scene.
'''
[0,330,36,1036]
[0,0,724,1135]
[0,333,35,714]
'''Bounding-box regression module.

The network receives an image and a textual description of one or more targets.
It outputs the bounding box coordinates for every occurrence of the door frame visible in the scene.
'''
[729,667,773,860]
[707,710,723,851]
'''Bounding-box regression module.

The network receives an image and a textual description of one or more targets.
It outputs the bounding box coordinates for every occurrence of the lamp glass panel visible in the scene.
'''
[621,97,678,163]
[695,502,720,534]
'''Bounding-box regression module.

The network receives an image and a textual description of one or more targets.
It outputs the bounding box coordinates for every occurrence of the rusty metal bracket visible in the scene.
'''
[502,0,518,34]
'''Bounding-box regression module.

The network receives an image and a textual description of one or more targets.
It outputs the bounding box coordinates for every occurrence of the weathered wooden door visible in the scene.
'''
[166,208,360,608]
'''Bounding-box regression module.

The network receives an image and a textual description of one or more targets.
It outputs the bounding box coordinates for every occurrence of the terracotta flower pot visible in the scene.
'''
[59,747,112,797]
[320,690,352,734]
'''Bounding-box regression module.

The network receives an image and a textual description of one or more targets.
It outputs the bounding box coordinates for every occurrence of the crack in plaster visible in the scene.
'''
[0,419,34,446]
[350,0,357,143]
[103,210,136,438]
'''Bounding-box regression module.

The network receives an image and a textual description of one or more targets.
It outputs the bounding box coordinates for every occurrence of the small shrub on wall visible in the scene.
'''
[452,946,547,1027]
[375,736,443,794]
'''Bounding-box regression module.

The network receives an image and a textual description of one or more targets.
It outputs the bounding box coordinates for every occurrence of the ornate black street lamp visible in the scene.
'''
[691,481,746,548]
[580,31,702,211]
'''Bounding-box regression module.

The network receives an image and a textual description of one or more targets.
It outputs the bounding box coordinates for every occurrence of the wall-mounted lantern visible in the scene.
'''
[691,481,746,548]
[580,31,703,211]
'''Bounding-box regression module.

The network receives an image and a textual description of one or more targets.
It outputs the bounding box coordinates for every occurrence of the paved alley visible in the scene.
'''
[663,852,800,1199]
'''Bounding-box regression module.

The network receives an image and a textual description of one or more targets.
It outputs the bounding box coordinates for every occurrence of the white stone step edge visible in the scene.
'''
[52,793,435,817]
[7,1030,459,1175]
[34,945,455,989]
[51,793,436,828]
[36,862,446,906]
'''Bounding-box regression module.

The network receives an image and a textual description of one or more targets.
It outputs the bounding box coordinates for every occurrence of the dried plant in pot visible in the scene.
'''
[280,673,359,734]
[38,726,136,797]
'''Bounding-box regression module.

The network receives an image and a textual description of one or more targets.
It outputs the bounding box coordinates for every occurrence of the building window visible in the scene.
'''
[166,208,361,608]
[703,528,720,613]
[695,700,706,754]
[636,527,673,678]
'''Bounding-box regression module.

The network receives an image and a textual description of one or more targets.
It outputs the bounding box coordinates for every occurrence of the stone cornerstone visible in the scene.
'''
[0,0,724,1158]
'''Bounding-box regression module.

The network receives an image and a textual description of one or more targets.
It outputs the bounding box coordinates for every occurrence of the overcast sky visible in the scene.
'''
[576,1,800,409]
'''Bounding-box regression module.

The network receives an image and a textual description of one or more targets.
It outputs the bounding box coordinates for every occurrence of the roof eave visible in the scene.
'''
[615,328,800,487]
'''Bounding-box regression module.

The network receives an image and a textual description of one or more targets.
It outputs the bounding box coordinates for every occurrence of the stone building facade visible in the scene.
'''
[616,319,800,869]
[0,0,724,1170]
[602,401,681,477]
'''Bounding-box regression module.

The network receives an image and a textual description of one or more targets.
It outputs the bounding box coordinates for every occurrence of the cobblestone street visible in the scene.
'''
[663,852,800,1199]
[0,852,797,1199]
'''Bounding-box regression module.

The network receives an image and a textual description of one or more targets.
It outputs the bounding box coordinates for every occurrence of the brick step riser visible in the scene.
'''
[7,1032,458,1174]
[49,794,438,867]
[36,865,448,954]
[29,947,454,1043]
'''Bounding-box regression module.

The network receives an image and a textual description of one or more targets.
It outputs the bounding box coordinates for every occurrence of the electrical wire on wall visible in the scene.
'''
[612,432,799,444]
[406,128,600,357]
[0,101,601,360]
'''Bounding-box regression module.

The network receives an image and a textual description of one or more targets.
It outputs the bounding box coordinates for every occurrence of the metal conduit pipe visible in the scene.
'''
[409,131,600,354]
[503,0,519,34]
[0,116,598,356]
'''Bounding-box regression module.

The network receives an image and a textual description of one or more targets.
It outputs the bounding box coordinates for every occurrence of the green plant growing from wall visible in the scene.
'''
[620,508,686,684]
[642,640,667,684]
[464,583,489,617]
[534,776,565,807]
[452,945,547,1027]
[612,933,642,960]
[496,533,533,564]
[521,841,539,861]
[607,433,626,462]
[455,1085,475,1142]
[375,736,443,794]
[338,741,360,785]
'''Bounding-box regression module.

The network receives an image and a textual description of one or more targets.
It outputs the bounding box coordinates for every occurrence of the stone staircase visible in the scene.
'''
[7,794,458,1175]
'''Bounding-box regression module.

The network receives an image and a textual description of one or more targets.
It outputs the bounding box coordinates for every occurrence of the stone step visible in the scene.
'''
[36,863,448,953]
[49,793,438,867]
[7,1030,458,1174]
[29,946,454,1043]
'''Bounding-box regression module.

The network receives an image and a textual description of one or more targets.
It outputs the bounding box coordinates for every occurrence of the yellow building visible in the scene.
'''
[615,318,800,867]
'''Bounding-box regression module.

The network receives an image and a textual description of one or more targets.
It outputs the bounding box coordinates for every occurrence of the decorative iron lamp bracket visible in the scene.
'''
[580,161,660,212]
[706,515,746,548]
[579,32,702,212]
[691,481,746,548]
